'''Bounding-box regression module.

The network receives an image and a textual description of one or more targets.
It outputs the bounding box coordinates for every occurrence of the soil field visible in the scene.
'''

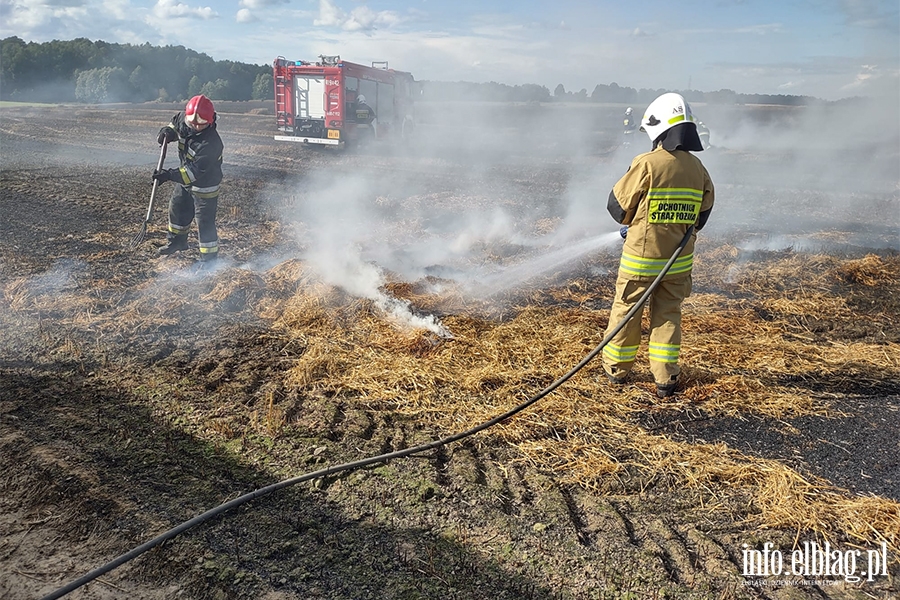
[1,101,899,600]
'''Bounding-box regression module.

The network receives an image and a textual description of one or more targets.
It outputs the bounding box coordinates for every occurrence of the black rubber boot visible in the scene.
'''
[157,236,188,256]
[199,251,218,263]
[605,370,627,385]
[656,377,678,398]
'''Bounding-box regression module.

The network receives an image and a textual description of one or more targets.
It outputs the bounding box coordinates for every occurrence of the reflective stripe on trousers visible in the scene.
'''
[601,274,692,385]
[167,185,219,253]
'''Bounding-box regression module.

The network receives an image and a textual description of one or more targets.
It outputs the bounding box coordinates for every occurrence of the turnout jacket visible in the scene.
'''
[607,146,714,280]
[160,113,224,198]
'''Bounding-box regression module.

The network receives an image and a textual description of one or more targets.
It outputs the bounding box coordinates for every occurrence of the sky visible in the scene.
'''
[1,0,898,101]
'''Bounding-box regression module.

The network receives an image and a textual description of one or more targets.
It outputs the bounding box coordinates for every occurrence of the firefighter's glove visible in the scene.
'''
[152,169,173,184]
[619,226,629,240]
[157,127,177,145]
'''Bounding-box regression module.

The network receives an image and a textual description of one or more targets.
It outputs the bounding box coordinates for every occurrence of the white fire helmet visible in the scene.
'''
[625,107,632,115]
[357,94,366,104]
[640,93,694,144]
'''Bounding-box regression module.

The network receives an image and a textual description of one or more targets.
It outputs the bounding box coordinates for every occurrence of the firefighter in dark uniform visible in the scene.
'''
[153,94,224,262]
[354,94,377,137]
[603,93,715,398]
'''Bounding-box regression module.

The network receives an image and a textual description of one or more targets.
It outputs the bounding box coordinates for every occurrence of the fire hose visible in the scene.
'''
[41,225,695,600]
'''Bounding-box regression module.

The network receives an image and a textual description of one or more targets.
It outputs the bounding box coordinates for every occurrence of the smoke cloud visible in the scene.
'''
[280,149,626,334]
[272,87,897,335]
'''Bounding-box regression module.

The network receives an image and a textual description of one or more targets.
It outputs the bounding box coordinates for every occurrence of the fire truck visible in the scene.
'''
[273,55,416,148]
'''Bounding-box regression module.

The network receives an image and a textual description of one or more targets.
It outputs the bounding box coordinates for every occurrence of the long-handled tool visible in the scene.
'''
[127,143,168,249]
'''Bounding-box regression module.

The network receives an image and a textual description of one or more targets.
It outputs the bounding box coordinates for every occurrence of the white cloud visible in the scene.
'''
[101,0,131,20]
[0,0,87,32]
[0,0,168,49]
[236,8,255,23]
[152,0,217,20]
[313,0,344,27]
[239,0,289,8]
[0,0,111,40]
[342,5,378,31]
[313,0,403,32]
[839,64,885,91]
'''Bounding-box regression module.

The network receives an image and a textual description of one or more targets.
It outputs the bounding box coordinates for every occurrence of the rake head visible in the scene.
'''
[127,143,168,252]
[127,222,149,250]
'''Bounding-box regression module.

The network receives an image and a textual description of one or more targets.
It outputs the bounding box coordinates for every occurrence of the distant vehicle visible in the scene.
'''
[273,54,416,149]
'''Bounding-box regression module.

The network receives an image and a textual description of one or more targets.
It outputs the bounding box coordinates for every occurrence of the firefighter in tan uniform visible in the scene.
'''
[602,93,715,398]
[696,120,711,149]
[622,107,637,147]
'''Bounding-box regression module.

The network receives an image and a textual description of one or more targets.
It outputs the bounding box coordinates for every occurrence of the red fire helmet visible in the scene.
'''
[185,95,215,125]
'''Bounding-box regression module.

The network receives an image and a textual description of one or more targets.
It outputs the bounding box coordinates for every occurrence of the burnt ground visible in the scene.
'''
[638,395,900,499]
[1,102,899,600]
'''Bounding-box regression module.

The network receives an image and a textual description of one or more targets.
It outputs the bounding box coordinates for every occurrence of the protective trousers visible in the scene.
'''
[602,274,692,386]
[167,185,219,257]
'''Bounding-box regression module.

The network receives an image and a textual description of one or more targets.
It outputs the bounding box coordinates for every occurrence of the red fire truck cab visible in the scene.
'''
[273,55,416,148]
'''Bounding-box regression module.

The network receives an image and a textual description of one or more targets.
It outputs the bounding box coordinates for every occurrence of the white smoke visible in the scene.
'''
[296,174,454,336]
[273,88,900,340]
[281,155,626,334]
[667,93,900,251]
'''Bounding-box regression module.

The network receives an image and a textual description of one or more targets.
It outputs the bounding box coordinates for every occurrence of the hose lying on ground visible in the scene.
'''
[41,226,695,600]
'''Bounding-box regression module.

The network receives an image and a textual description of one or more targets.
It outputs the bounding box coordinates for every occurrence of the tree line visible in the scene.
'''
[1,37,273,104]
[2,37,830,107]
[416,80,826,107]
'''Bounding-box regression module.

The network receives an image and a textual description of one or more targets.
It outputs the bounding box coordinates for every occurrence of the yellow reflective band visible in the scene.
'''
[620,253,693,277]
[668,114,686,125]
[647,188,703,200]
[603,343,639,363]
[178,167,191,185]
[648,342,680,363]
